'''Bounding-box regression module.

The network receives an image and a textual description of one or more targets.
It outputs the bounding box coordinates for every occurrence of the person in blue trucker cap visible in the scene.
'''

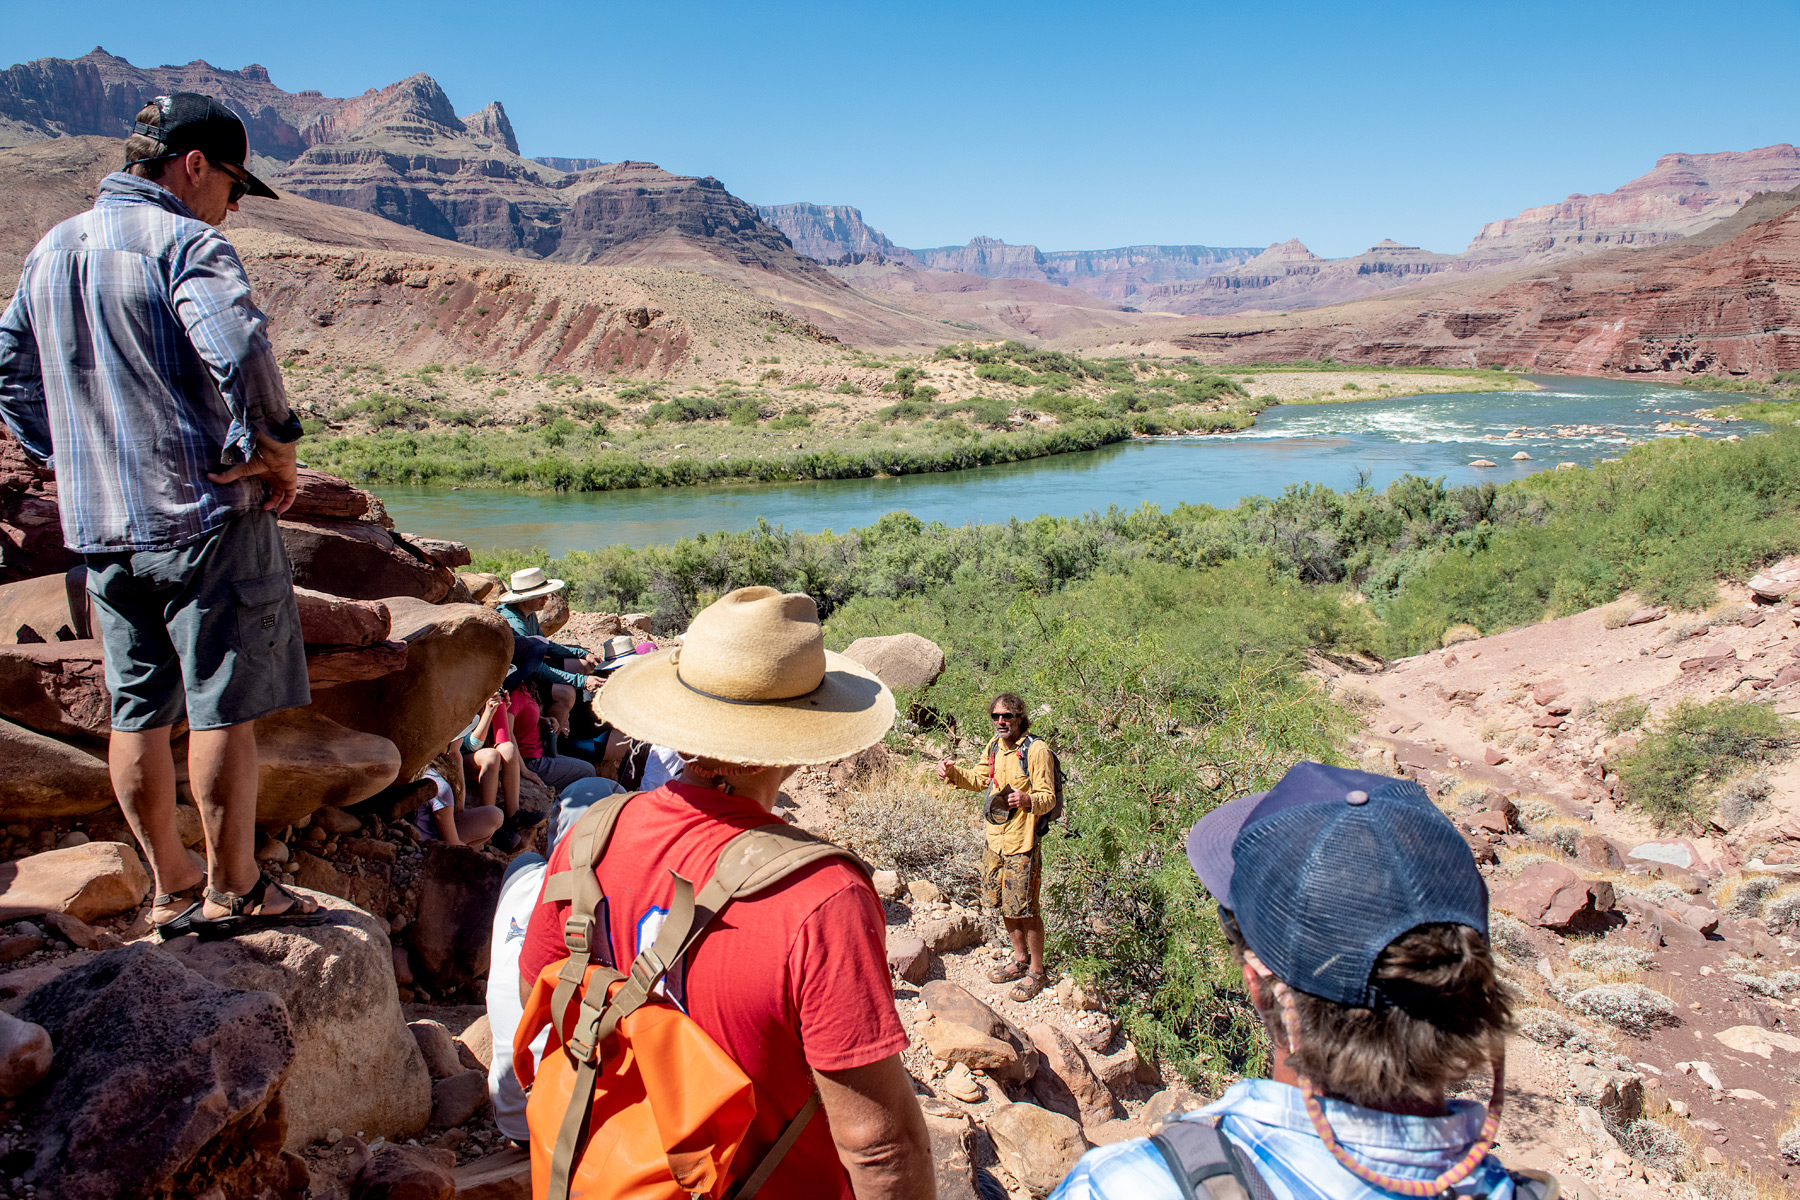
[1051,762,1558,1200]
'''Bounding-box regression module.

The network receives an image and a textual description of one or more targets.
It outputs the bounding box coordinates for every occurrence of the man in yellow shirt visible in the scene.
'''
[937,692,1058,1000]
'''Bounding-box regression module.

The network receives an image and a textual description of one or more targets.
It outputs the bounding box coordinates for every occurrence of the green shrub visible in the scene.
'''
[768,411,812,431]
[831,382,864,395]
[331,392,429,430]
[936,396,1012,429]
[1596,696,1648,734]
[727,399,767,427]
[642,395,725,424]
[1615,697,1800,829]
[569,397,620,422]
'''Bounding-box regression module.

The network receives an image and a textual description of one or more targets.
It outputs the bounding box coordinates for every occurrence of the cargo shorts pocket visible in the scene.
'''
[232,572,292,651]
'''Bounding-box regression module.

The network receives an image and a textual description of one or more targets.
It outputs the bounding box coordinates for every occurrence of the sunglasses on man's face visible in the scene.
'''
[209,158,251,204]
[990,712,1021,721]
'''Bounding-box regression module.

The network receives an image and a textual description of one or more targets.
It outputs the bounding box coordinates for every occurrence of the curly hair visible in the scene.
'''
[1221,910,1511,1108]
[989,692,1030,735]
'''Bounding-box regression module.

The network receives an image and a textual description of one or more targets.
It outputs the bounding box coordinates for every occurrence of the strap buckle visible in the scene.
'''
[563,914,595,954]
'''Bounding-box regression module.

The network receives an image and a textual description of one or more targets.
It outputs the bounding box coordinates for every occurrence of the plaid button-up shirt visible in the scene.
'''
[0,172,302,553]
[1049,1079,1530,1200]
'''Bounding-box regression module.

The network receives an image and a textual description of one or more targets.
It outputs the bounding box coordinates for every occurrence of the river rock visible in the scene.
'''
[429,1068,489,1129]
[1028,1023,1122,1127]
[0,1008,51,1096]
[14,943,297,1199]
[164,888,431,1151]
[310,599,512,783]
[985,1101,1088,1197]
[841,633,945,691]
[281,517,453,603]
[916,911,983,954]
[411,843,506,992]
[409,1020,465,1079]
[0,842,148,922]
[0,713,115,819]
[238,706,403,828]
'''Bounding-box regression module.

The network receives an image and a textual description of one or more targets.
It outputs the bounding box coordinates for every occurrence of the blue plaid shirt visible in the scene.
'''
[1050,1079,1526,1200]
[0,172,301,553]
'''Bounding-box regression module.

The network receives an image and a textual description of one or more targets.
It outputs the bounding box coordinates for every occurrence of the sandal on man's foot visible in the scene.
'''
[1009,970,1048,1002]
[152,881,207,942]
[194,876,325,940]
[987,958,1031,984]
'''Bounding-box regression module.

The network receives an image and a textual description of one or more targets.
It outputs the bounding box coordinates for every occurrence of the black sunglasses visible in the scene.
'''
[208,157,251,204]
[990,711,1021,721]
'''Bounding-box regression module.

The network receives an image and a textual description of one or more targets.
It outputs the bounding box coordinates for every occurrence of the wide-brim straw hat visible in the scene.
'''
[598,586,894,766]
[498,566,566,603]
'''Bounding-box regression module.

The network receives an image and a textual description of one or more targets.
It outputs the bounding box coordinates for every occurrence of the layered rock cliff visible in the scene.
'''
[756,202,920,266]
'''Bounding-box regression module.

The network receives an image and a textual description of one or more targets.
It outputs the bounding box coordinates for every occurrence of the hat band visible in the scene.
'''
[675,662,813,708]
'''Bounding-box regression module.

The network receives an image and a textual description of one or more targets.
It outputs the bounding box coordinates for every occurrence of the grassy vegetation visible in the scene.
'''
[1614,697,1800,830]
[305,419,1132,492]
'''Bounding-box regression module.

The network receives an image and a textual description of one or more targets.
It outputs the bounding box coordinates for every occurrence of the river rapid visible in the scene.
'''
[372,376,1747,556]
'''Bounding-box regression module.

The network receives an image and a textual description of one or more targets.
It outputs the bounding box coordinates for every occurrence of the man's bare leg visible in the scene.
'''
[109,725,201,921]
[192,723,306,917]
[548,681,576,735]
[474,747,503,806]
[1004,916,1046,975]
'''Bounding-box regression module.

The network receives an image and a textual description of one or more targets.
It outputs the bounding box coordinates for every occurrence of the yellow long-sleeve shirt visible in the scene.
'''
[945,736,1057,855]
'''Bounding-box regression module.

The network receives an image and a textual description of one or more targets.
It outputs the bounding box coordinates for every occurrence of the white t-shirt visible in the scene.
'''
[413,769,454,840]
[486,856,549,1141]
[639,745,683,791]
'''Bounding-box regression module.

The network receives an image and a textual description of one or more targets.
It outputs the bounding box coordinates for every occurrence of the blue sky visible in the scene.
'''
[7,0,1798,257]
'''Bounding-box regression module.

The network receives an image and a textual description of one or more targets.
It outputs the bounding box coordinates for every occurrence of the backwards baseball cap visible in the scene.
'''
[128,93,279,200]
[1186,760,1488,1008]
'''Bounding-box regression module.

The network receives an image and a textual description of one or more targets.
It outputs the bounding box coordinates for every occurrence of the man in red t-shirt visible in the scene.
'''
[519,587,933,1200]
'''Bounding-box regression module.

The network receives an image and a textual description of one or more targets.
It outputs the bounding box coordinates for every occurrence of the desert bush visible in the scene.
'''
[1720,873,1781,919]
[1779,1120,1800,1164]
[1615,1117,1690,1172]
[1487,913,1538,963]
[1570,942,1656,975]
[835,766,983,900]
[1596,696,1649,735]
[1513,1006,1611,1051]
[641,394,725,424]
[1762,884,1800,931]
[1717,774,1775,828]
[1563,982,1677,1032]
[1616,697,1799,829]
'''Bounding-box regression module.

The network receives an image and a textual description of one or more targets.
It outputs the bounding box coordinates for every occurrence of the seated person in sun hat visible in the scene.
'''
[496,566,599,736]
[518,586,932,1199]
[1050,761,1555,1200]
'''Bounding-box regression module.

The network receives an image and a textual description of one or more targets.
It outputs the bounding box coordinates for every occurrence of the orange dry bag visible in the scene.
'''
[513,791,867,1200]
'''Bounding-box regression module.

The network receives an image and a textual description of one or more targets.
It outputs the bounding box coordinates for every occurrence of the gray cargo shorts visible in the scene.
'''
[85,509,310,732]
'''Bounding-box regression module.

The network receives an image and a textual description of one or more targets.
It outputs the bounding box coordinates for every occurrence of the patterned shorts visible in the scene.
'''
[982,845,1042,919]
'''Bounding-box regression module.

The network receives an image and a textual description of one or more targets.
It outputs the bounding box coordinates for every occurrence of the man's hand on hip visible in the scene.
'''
[208,435,300,514]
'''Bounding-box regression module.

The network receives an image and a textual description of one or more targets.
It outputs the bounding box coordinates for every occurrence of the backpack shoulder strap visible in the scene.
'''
[539,791,641,1034]
[1149,1118,1272,1200]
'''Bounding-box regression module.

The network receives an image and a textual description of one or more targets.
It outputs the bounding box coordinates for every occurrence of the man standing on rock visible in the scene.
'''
[0,94,316,936]
[938,692,1058,1000]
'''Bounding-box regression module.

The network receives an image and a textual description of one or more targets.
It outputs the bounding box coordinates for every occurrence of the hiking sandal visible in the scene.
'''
[987,958,1031,984]
[194,875,325,940]
[1009,970,1048,1002]
[151,881,207,942]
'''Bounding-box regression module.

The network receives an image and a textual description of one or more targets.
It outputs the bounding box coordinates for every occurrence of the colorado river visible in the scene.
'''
[372,376,1746,555]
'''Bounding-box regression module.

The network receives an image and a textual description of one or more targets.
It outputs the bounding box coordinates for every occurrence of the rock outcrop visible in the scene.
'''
[757,202,921,267]
[841,632,945,691]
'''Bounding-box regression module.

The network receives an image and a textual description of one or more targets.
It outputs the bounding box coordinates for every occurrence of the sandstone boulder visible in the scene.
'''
[281,517,453,603]
[1574,835,1625,870]
[458,572,504,605]
[921,980,1038,1082]
[0,432,79,586]
[307,640,411,688]
[457,1013,493,1071]
[310,600,512,784]
[0,639,110,740]
[1028,1023,1122,1127]
[918,1018,1019,1073]
[871,869,903,900]
[15,944,296,1199]
[887,935,934,984]
[1142,1087,1208,1128]
[0,572,84,645]
[0,842,148,922]
[237,706,403,828]
[410,1020,465,1080]
[406,537,472,570]
[429,1068,489,1129]
[841,633,945,691]
[296,588,393,648]
[1494,861,1616,933]
[411,843,506,992]
[537,588,570,637]
[165,889,431,1151]
[291,468,391,527]
[0,1008,51,1096]
[916,911,983,954]
[0,713,115,819]
[986,1101,1088,1197]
